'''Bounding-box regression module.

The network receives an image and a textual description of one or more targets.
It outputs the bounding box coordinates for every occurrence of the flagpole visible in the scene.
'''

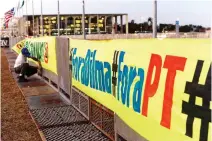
[17,6,19,18]
[21,5,23,36]
[11,8,14,36]
[153,0,157,38]
[41,0,43,36]
[13,9,16,37]
[17,0,20,18]
[26,0,28,36]
[32,0,34,37]
[17,2,18,18]
[57,0,60,36]
[82,0,86,39]
[22,5,23,17]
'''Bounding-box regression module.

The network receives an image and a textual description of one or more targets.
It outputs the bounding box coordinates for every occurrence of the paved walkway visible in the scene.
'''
[3,48,110,141]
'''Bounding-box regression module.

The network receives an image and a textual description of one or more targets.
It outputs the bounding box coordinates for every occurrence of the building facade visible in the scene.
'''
[24,13,128,36]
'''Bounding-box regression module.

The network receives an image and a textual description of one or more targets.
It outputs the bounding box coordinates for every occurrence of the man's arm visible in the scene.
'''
[29,57,42,70]
[28,56,42,74]
[29,56,42,67]
[29,56,39,62]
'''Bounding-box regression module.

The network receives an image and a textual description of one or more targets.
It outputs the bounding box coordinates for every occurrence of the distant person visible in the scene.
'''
[14,48,42,82]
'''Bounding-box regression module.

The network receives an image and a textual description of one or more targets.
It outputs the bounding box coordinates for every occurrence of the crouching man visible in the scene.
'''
[14,48,42,82]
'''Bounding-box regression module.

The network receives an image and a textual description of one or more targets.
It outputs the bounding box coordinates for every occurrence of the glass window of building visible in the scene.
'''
[106,16,112,33]
[66,17,74,35]
[75,16,82,35]
[98,16,106,33]
[90,16,98,34]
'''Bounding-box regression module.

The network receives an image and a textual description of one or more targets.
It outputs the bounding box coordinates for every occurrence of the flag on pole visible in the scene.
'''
[16,0,25,17]
[19,0,25,9]
[17,1,20,9]
[4,8,15,28]
[16,1,20,17]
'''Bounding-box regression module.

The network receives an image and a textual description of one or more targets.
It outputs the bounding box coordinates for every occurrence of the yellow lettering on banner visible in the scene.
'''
[69,39,211,141]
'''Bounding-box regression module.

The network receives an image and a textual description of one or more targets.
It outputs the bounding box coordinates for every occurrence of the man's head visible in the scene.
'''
[21,48,31,57]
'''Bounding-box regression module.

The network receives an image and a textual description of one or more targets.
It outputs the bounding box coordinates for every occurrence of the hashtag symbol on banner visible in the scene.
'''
[69,48,74,71]
[112,51,119,98]
[182,60,211,141]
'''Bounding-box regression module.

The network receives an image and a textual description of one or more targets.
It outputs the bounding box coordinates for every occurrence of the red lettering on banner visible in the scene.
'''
[17,44,21,49]
[160,55,187,129]
[142,54,162,116]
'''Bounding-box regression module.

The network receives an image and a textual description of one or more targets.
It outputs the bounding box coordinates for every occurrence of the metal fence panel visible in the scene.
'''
[56,37,70,99]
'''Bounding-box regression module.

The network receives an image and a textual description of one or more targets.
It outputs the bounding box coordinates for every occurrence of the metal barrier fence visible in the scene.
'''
[90,98,115,141]
[56,37,71,99]
[9,36,149,141]
[9,37,25,48]
[72,86,89,120]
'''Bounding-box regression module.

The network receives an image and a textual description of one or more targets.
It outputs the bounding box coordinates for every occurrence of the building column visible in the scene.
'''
[73,16,76,35]
[115,16,118,34]
[25,17,28,36]
[65,17,68,35]
[39,16,42,35]
[49,17,51,36]
[89,16,91,34]
[36,17,39,36]
[125,15,128,34]
[112,16,115,34]
[97,15,100,34]
[120,15,123,33]
[104,16,107,33]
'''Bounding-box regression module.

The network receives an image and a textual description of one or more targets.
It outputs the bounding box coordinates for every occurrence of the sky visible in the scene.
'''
[0,0,211,27]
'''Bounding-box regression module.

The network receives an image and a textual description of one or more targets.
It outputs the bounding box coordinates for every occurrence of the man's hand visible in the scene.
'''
[38,61,42,68]
[28,56,43,76]
[29,56,39,62]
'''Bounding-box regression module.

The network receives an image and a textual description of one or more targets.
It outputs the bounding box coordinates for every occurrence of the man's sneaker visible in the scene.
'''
[18,77,28,82]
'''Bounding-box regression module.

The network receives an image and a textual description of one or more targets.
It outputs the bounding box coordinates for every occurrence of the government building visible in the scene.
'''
[24,13,128,36]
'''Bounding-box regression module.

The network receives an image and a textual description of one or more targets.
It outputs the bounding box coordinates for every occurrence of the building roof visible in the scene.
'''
[23,13,128,17]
